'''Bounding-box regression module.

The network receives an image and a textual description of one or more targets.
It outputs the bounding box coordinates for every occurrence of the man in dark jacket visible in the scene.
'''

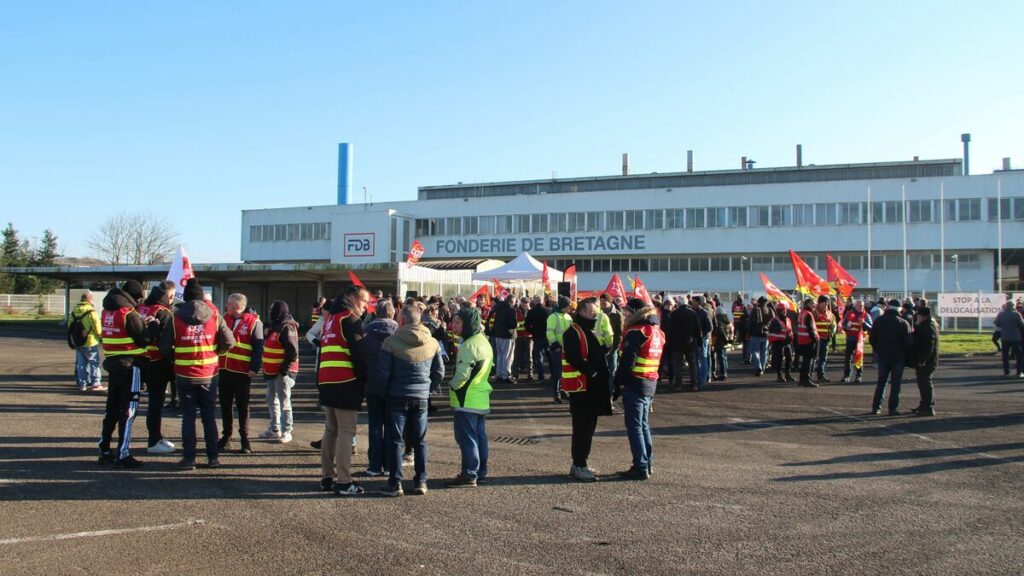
[911,307,939,417]
[868,299,913,415]
[139,281,177,455]
[562,299,612,482]
[746,297,772,376]
[614,299,664,480]
[257,300,301,443]
[158,279,234,469]
[374,302,444,497]
[692,295,714,390]
[491,296,517,384]
[668,297,699,390]
[360,300,397,476]
[97,280,151,468]
[524,296,551,383]
[994,302,1024,377]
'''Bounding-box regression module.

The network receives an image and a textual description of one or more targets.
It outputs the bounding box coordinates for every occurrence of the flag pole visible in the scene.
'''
[901,184,908,298]
[939,180,946,331]
[866,186,872,290]
[997,179,1003,293]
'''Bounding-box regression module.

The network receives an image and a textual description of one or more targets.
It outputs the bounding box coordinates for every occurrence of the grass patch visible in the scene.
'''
[937,332,999,356]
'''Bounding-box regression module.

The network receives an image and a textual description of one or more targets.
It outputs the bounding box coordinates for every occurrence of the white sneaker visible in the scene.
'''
[259,429,281,440]
[571,465,597,483]
[279,432,293,444]
[147,439,175,454]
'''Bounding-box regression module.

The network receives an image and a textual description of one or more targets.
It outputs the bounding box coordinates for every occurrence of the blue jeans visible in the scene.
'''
[695,337,710,388]
[815,340,830,376]
[872,358,905,413]
[75,345,101,388]
[622,387,652,473]
[607,351,619,395]
[453,411,489,480]
[1002,341,1023,374]
[749,336,768,373]
[532,343,549,382]
[178,378,219,461]
[366,396,387,473]
[386,398,428,485]
[712,347,728,378]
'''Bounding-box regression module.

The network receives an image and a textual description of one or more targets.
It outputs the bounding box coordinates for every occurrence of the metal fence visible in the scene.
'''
[0,294,66,315]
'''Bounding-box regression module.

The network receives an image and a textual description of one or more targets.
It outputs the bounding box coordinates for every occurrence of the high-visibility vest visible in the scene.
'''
[732,303,745,323]
[137,303,170,361]
[560,324,589,393]
[768,317,793,343]
[515,310,530,339]
[796,310,816,345]
[843,309,867,337]
[101,307,145,358]
[486,310,496,332]
[317,311,356,384]
[622,324,665,381]
[814,309,833,339]
[310,306,322,328]
[220,312,258,374]
[264,325,299,376]
[547,312,572,346]
[172,309,220,379]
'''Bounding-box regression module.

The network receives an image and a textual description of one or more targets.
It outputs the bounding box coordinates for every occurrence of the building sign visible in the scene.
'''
[937,292,1007,318]
[433,234,647,256]
[343,233,376,257]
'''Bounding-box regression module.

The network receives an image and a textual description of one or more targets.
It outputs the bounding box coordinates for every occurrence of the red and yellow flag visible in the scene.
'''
[542,261,551,294]
[492,278,510,300]
[406,239,425,268]
[564,265,577,303]
[826,255,859,300]
[760,273,798,312]
[789,250,832,297]
[469,284,491,308]
[633,275,653,306]
[604,274,627,303]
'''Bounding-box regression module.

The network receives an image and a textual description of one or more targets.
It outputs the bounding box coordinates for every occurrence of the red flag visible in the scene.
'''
[542,261,551,294]
[347,270,365,288]
[633,275,653,306]
[760,273,798,312]
[406,239,425,268]
[789,250,832,297]
[564,265,577,302]
[826,255,858,299]
[469,284,491,308]
[604,274,627,303]
[492,278,510,300]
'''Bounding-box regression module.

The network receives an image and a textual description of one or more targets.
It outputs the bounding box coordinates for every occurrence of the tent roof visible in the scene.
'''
[470,252,563,282]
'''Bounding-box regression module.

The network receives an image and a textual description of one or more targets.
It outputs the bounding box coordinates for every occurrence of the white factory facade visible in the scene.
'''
[241,157,1024,296]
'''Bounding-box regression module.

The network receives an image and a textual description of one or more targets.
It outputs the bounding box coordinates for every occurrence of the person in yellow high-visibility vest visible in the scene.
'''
[545,296,573,404]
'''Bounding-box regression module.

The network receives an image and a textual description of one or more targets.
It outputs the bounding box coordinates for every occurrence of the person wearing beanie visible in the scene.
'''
[767,302,795,383]
[96,280,151,468]
[910,307,939,417]
[159,278,235,469]
[258,299,301,444]
[445,306,494,488]
[868,299,913,415]
[524,296,552,384]
[840,299,872,384]
[794,298,820,387]
[70,290,102,391]
[545,296,574,403]
[811,295,837,383]
[561,299,612,482]
[613,298,665,480]
[138,280,177,455]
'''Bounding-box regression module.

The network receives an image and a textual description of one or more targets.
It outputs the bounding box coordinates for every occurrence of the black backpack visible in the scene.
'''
[67,311,90,349]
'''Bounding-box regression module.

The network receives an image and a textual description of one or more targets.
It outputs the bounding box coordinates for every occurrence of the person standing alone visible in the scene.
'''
[70,291,103,392]
[910,306,939,417]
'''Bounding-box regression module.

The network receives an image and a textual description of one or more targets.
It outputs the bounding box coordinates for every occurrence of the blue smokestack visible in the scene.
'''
[337,143,353,205]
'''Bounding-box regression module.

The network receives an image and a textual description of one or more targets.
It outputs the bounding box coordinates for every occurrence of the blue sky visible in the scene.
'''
[1,1,1021,262]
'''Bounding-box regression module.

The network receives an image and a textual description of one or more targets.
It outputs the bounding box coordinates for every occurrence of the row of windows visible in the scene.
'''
[414,197,1021,237]
[545,253,981,274]
[249,223,331,243]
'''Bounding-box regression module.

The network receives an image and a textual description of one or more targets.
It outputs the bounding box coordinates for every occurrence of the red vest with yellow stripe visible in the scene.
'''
[560,324,589,393]
[220,312,258,374]
[172,309,220,378]
[843,309,867,338]
[318,311,357,384]
[515,310,530,339]
[101,307,145,359]
[621,324,665,381]
[137,303,170,361]
[263,324,299,376]
[796,309,817,346]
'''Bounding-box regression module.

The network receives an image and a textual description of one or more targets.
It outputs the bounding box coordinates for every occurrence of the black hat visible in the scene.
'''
[625,298,646,311]
[887,299,901,307]
[121,280,144,302]
[917,307,931,318]
[817,295,829,303]
[557,296,571,310]
[183,278,204,302]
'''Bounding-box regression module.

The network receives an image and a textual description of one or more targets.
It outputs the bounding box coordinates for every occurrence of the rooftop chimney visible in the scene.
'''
[622,153,629,176]
[687,150,693,173]
[1003,157,1012,171]
[796,144,803,167]
[337,143,353,205]
[961,133,971,175]
[741,156,747,170]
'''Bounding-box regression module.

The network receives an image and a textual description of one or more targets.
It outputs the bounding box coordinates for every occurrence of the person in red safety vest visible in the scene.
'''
[217,293,264,454]
[613,298,665,480]
[841,299,872,383]
[561,299,612,483]
[795,298,820,388]
[138,280,177,455]
[767,302,795,383]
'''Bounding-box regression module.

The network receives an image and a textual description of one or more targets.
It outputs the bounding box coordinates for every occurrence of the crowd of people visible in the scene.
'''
[67,277,1024,493]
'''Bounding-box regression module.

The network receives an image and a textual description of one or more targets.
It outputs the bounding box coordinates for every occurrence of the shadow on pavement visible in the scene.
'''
[773,454,1024,482]
[834,412,1024,437]
[781,442,1024,467]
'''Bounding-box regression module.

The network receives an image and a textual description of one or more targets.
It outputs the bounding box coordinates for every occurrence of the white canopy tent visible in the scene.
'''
[471,252,563,283]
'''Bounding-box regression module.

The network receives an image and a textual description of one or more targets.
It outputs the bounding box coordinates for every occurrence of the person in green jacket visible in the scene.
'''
[71,291,104,391]
[446,307,493,488]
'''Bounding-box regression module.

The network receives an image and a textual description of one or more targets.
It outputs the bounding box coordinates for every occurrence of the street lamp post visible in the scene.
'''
[739,256,748,299]
[952,254,960,291]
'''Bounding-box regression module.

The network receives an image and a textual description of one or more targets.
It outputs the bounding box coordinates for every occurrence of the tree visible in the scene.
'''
[30,229,60,294]
[87,211,179,265]
[0,223,24,293]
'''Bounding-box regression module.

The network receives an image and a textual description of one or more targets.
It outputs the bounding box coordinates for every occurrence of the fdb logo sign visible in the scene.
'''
[344,233,375,257]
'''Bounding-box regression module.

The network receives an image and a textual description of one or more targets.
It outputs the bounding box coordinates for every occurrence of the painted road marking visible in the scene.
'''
[0,519,205,546]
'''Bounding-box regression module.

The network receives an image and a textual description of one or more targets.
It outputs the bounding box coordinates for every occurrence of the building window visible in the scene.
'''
[551,213,568,232]
[750,206,769,227]
[959,253,980,269]
[751,256,772,271]
[479,216,496,235]
[611,258,630,272]
[514,215,530,234]
[884,200,903,223]
[575,260,593,272]
[250,226,261,242]
[686,208,706,229]
[568,212,586,233]
[666,209,685,229]
[885,254,904,270]
[606,211,625,231]
[908,253,933,269]
[586,212,604,231]
[592,259,611,272]
[838,254,861,270]
[631,258,649,272]
[650,257,670,271]
[815,204,837,226]
[707,207,726,228]
[871,202,884,224]
[868,254,884,270]
[907,200,932,223]
[710,257,730,271]
[496,215,513,235]
[988,197,1024,221]
[670,257,689,272]
[728,206,747,227]
[690,257,710,271]
[625,210,644,231]
[300,223,313,241]
[531,213,548,233]
[771,205,791,227]
[956,198,981,221]
[286,224,299,241]
[463,216,479,235]
[415,219,429,237]
[645,209,664,230]
[839,202,861,225]
[794,204,814,226]
[445,217,462,236]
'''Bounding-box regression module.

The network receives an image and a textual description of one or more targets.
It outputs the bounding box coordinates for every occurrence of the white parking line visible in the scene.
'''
[0,519,205,545]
